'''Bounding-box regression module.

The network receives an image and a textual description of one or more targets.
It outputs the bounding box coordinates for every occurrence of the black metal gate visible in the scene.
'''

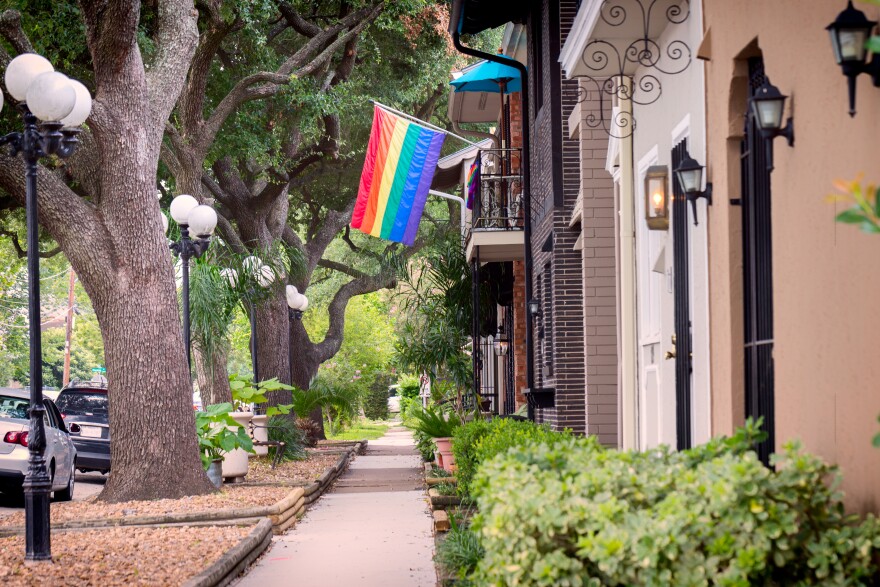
[671,138,693,450]
[503,303,516,415]
[741,57,775,464]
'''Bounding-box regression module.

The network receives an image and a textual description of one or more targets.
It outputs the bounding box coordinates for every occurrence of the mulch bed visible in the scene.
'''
[0,524,251,586]
[0,452,338,528]
[245,453,338,484]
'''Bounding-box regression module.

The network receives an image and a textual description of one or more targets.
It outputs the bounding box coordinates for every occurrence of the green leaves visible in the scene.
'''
[194,402,255,468]
[466,424,880,585]
[829,177,880,234]
[406,404,461,438]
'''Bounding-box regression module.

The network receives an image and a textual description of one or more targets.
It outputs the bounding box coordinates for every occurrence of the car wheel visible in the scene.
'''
[55,468,75,502]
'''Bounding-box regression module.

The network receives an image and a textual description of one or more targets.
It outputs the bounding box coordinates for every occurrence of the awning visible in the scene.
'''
[431,138,494,191]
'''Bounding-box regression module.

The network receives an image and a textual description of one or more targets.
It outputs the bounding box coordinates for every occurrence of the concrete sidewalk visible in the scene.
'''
[236,426,435,587]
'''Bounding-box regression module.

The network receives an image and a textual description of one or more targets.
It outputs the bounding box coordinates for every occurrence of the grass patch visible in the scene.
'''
[327,419,391,441]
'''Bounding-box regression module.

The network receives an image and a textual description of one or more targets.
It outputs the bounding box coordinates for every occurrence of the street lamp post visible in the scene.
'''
[168,194,218,368]
[286,285,309,384]
[0,53,92,561]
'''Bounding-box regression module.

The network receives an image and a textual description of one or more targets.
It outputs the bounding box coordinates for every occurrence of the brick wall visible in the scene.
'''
[576,80,619,447]
[524,0,587,433]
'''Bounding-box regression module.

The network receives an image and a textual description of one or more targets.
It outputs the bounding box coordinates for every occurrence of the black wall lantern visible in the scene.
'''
[493,324,509,356]
[674,150,712,226]
[749,78,794,146]
[827,1,880,117]
[527,299,541,318]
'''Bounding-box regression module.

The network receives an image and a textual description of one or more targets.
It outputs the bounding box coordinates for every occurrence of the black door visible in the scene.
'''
[671,139,693,450]
[741,57,775,464]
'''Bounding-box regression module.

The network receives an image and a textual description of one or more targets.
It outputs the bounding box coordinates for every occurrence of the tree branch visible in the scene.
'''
[144,0,200,127]
[316,259,369,280]
[0,229,61,258]
[0,10,34,54]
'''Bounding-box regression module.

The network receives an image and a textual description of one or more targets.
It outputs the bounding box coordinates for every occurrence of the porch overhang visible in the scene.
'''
[466,230,525,263]
[449,0,528,36]
[559,0,690,79]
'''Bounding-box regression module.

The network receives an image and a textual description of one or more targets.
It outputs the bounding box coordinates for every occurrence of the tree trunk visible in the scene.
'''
[194,344,232,407]
[289,317,326,439]
[253,288,291,401]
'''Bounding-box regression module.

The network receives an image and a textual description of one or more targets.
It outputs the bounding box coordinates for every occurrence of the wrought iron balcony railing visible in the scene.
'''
[470,148,523,233]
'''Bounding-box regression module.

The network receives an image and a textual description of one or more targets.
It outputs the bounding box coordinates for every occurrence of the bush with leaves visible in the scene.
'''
[436,515,484,586]
[469,421,880,586]
[397,374,421,400]
[407,404,461,438]
[266,415,307,462]
[363,373,392,421]
[453,418,571,498]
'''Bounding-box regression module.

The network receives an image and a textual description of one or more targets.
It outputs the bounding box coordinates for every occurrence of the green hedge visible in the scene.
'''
[469,423,880,586]
[363,375,390,421]
[452,418,571,498]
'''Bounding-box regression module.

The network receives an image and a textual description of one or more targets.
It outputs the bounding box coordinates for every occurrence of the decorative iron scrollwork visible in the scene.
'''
[573,0,692,139]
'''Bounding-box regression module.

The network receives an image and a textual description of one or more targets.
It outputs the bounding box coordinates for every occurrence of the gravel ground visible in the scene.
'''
[0,524,252,586]
[246,453,339,484]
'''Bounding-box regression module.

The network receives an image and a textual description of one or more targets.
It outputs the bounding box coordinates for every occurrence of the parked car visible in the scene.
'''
[0,388,77,500]
[387,385,401,414]
[55,381,110,474]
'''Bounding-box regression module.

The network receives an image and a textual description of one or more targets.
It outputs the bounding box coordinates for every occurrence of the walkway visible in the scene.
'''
[237,426,435,587]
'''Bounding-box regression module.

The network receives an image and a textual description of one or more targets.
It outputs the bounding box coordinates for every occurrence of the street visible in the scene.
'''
[0,472,107,517]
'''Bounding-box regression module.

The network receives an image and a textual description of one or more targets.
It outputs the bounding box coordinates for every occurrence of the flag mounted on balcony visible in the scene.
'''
[351,105,446,245]
[466,156,480,210]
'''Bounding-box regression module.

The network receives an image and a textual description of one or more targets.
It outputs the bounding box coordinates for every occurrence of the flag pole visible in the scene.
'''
[370,100,482,148]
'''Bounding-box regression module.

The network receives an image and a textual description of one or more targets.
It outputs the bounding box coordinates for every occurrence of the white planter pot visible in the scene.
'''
[221,411,253,480]
[250,414,269,457]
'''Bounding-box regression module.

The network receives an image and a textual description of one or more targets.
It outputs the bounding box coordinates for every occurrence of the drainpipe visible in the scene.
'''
[452,19,536,420]
[617,76,638,450]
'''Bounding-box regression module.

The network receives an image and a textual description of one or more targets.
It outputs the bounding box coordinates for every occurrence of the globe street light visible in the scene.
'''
[0,53,92,562]
[168,194,218,369]
[286,285,309,385]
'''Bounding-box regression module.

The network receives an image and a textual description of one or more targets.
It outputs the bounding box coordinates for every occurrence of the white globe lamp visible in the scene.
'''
[5,53,53,101]
[187,205,218,238]
[60,79,92,127]
[26,71,76,122]
[170,194,199,225]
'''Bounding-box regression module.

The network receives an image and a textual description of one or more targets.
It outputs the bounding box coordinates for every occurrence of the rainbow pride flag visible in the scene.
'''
[351,106,446,245]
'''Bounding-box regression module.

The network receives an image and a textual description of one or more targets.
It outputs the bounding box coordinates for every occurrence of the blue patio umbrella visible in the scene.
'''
[449,54,523,94]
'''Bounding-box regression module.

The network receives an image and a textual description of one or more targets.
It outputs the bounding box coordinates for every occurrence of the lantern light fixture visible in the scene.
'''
[493,324,509,356]
[287,284,309,320]
[827,1,880,117]
[749,78,794,146]
[674,150,713,226]
[644,165,669,230]
[527,299,541,318]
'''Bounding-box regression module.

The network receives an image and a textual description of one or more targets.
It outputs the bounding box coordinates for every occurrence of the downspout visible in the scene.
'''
[452,16,536,420]
[618,76,638,450]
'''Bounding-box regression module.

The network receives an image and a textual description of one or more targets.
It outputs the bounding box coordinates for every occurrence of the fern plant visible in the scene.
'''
[408,405,461,438]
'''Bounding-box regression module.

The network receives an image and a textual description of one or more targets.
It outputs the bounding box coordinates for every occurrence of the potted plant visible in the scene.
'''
[196,402,255,488]
[410,405,462,471]
[229,374,294,461]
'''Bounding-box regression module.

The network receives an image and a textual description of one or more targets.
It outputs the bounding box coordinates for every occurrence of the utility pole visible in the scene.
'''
[62,268,76,386]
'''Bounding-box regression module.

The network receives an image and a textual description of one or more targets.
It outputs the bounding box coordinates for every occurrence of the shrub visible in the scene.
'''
[398,374,421,400]
[295,416,321,447]
[435,519,484,585]
[453,417,571,498]
[408,404,461,438]
[363,375,391,421]
[470,422,880,586]
[413,429,436,462]
[266,415,307,461]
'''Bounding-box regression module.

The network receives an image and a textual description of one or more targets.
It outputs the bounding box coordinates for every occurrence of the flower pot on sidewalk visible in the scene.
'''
[206,459,223,488]
[250,413,269,457]
[434,436,455,472]
[222,411,253,480]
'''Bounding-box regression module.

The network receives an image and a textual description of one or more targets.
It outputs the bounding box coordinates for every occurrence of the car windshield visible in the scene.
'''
[56,392,108,416]
[0,395,29,420]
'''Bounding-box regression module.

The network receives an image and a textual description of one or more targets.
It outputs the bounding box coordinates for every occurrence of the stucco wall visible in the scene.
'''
[703,0,880,512]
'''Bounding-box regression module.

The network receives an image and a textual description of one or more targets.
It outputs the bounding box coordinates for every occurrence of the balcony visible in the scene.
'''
[466,148,525,263]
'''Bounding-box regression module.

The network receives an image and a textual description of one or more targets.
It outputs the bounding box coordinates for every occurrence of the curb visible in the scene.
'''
[182,518,273,587]
[0,440,367,538]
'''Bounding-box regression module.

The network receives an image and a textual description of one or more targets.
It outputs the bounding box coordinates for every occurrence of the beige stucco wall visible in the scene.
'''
[703,0,880,512]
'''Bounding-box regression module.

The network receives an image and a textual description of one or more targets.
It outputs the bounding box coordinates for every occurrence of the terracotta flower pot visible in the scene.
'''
[434,436,455,472]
